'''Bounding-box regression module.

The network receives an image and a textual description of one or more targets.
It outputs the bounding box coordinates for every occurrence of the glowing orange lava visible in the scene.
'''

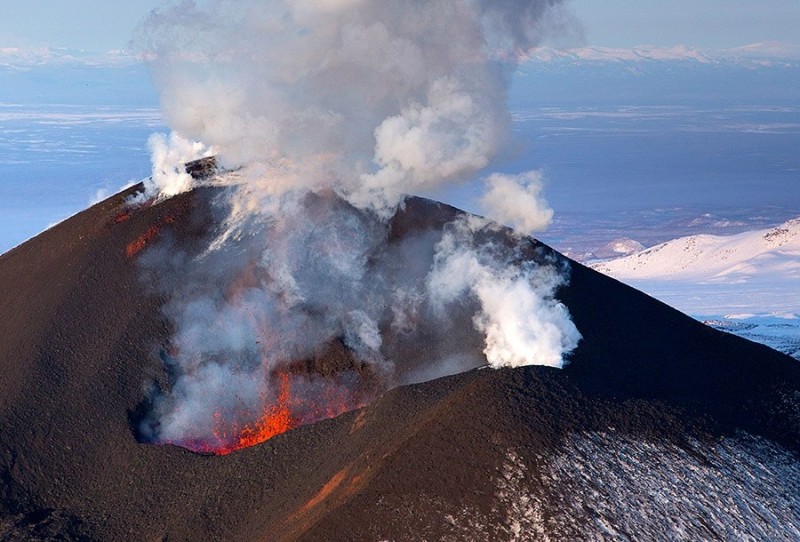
[126,225,161,258]
[174,370,368,456]
[181,372,296,456]
[223,372,294,454]
[125,215,177,258]
[112,211,131,224]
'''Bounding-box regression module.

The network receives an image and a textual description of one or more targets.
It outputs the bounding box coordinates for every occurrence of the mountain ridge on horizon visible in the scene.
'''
[591,216,800,279]
[3,40,800,69]
[588,217,800,358]
[522,41,800,65]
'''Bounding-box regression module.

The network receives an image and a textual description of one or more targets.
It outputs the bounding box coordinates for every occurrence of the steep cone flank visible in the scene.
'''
[1,186,798,540]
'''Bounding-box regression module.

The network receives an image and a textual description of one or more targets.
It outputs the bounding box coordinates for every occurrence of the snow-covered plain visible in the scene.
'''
[0,55,164,254]
[702,316,800,361]
[590,219,800,359]
[0,103,163,253]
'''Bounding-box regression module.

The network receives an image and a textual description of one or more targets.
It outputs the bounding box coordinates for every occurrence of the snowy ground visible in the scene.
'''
[534,432,800,540]
[701,316,800,361]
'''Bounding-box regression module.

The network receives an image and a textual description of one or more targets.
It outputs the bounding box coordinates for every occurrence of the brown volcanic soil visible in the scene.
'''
[1,186,799,540]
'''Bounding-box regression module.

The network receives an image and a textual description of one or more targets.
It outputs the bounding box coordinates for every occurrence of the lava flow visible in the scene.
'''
[204,372,293,455]
[176,371,367,455]
[126,215,177,258]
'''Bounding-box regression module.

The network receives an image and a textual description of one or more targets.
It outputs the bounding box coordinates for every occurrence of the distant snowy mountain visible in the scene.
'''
[726,41,800,62]
[0,47,138,68]
[590,217,800,282]
[591,238,646,260]
[524,45,715,64]
[589,218,800,359]
[512,43,800,108]
[5,42,798,70]
[522,42,800,66]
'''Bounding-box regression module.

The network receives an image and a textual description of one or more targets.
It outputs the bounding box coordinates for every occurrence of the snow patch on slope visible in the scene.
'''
[538,432,800,540]
[426,433,800,540]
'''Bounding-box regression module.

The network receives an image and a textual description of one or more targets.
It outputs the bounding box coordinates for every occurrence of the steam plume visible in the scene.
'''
[136,0,578,214]
[134,0,582,452]
[480,170,554,235]
[429,216,579,367]
[145,132,213,198]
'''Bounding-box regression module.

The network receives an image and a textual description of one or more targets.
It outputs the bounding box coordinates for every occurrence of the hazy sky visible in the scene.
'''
[0,1,163,50]
[1,0,798,52]
[573,0,800,49]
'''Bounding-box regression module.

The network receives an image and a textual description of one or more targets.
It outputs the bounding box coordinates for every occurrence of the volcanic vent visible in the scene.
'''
[120,0,591,456]
[127,165,579,456]
[146,338,383,456]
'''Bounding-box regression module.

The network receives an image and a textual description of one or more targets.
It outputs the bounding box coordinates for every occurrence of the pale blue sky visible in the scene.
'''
[1,1,798,52]
[0,1,163,50]
[572,0,800,49]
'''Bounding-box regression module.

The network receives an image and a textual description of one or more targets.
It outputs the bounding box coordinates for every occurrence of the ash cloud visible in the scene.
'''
[138,191,397,447]
[133,0,583,451]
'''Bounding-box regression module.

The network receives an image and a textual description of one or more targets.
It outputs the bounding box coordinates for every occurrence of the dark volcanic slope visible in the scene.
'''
[1,187,798,541]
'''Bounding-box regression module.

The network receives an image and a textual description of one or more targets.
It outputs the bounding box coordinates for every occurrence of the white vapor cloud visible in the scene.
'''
[139,191,581,448]
[145,131,213,199]
[428,216,580,368]
[480,170,554,235]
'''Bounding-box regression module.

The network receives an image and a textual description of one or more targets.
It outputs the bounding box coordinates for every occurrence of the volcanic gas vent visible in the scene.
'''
[184,156,218,180]
[139,339,380,455]
[132,187,579,455]
[125,0,586,455]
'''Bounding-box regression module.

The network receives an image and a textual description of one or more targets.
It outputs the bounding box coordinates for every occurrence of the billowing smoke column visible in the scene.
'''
[136,0,578,215]
[134,0,582,454]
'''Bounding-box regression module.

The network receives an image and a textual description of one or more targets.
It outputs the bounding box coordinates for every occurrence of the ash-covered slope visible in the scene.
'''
[1,186,798,541]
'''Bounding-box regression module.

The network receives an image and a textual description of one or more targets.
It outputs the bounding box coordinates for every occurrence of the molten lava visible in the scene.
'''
[222,372,294,454]
[126,215,177,258]
[176,370,367,456]
[112,211,131,224]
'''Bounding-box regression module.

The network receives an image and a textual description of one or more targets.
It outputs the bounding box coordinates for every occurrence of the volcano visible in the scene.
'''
[1,182,798,541]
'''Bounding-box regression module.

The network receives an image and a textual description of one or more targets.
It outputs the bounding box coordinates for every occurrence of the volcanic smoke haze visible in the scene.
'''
[134,0,582,453]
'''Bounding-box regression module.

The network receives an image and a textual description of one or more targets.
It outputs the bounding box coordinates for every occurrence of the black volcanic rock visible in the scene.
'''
[0,186,798,540]
[185,155,218,180]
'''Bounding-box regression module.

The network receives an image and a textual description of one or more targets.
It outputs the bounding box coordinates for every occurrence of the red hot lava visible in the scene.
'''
[172,370,368,455]
[126,215,177,258]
